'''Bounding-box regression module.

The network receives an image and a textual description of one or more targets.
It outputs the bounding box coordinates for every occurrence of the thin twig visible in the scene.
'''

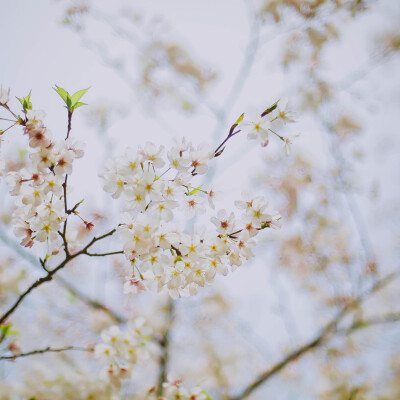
[0,228,117,325]
[0,345,92,361]
[1,104,19,120]
[66,110,72,140]
[85,250,124,257]
[0,227,125,323]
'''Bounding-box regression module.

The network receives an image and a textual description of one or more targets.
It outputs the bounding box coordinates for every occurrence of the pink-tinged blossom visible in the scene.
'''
[29,147,56,172]
[234,190,263,211]
[28,127,52,149]
[53,144,75,175]
[211,209,236,234]
[188,144,212,174]
[6,172,25,196]
[207,186,220,209]
[123,275,146,295]
[65,137,85,158]
[180,195,205,219]
[13,219,33,247]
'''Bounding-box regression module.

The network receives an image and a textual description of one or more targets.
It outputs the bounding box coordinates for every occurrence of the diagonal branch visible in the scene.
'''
[0,228,117,325]
[230,271,400,400]
[0,227,125,323]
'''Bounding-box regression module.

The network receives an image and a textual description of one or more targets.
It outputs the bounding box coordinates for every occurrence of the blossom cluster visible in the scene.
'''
[94,318,153,388]
[4,109,84,249]
[237,97,295,152]
[159,378,207,400]
[101,138,281,298]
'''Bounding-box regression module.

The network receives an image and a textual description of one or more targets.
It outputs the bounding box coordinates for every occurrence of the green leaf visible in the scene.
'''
[53,85,69,103]
[1,325,10,337]
[16,91,33,113]
[73,101,87,109]
[53,86,90,112]
[187,185,202,195]
[201,390,212,400]
[71,88,90,106]
[261,100,279,118]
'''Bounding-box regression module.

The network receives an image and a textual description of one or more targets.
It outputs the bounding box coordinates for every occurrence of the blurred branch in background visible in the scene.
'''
[0,226,126,323]
[231,269,400,399]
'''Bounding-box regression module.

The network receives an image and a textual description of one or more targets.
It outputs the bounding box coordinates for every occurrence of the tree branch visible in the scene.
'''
[85,250,124,257]
[0,345,92,361]
[0,227,125,323]
[0,228,117,325]
[230,271,400,400]
[157,298,175,396]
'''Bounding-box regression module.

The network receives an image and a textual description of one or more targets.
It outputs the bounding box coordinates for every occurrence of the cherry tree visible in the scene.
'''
[1,0,400,399]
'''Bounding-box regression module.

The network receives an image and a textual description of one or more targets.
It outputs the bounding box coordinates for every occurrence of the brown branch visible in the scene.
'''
[1,104,19,120]
[343,312,400,335]
[0,345,92,361]
[66,110,72,140]
[85,250,124,257]
[0,228,117,325]
[157,298,175,396]
[0,227,125,323]
[230,271,400,400]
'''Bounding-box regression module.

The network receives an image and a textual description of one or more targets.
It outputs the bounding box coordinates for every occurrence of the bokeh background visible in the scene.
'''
[1,0,400,398]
